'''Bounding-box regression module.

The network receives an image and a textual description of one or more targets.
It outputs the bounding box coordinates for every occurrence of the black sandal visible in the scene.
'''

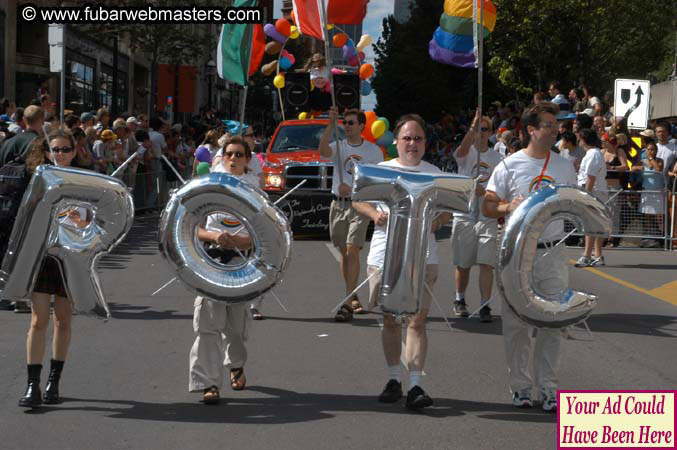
[230,368,246,391]
[334,304,353,322]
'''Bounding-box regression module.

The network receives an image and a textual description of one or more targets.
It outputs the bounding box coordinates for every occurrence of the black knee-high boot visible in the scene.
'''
[43,359,64,404]
[19,364,43,408]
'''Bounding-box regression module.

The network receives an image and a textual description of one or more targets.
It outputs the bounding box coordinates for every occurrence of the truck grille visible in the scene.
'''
[285,163,334,190]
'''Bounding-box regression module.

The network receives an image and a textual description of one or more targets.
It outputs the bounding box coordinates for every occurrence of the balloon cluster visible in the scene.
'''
[261,18,300,89]
[332,32,374,98]
[362,111,393,147]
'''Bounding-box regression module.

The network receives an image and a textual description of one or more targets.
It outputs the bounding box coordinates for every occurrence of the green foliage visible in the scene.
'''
[372,0,675,115]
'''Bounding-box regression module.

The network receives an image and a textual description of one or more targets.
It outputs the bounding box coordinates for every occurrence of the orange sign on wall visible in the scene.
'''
[157,64,197,113]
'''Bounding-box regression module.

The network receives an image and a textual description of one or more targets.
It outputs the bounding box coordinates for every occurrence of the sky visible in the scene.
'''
[271,0,394,111]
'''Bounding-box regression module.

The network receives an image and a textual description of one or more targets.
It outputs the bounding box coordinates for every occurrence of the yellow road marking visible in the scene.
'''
[569,260,677,306]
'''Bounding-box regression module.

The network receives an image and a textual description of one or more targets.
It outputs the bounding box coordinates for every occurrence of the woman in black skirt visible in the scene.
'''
[19,128,89,407]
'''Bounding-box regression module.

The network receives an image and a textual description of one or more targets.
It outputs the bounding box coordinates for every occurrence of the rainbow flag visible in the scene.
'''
[429,0,496,68]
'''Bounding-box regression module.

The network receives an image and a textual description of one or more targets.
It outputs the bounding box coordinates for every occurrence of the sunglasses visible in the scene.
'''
[224,151,245,158]
[48,146,73,154]
[480,127,489,132]
[399,136,424,143]
[343,120,357,126]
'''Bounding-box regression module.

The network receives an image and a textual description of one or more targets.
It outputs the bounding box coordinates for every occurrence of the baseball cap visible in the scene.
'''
[126,116,141,125]
[80,112,94,122]
[639,129,655,138]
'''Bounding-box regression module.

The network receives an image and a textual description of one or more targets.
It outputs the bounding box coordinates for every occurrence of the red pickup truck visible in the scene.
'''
[262,119,345,236]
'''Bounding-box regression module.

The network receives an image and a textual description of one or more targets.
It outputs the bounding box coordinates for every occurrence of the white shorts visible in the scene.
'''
[451,217,498,268]
[367,264,438,311]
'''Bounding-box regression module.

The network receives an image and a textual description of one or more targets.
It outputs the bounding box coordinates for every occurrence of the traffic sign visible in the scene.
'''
[614,79,650,129]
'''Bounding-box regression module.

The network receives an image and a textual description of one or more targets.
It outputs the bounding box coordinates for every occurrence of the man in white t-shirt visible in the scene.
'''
[484,102,577,413]
[655,121,677,164]
[319,107,384,321]
[148,117,168,206]
[353,114,451,410]
[451,110,503,322]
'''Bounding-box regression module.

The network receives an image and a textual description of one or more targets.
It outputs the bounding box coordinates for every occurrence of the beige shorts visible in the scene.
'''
[367,264,438,311]
[451,217,498,268]
[329,200,370,248]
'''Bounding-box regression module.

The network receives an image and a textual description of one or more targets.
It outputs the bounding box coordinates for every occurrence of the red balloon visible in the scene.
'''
[359,63,374,80]
[362,111,378,142]
[332,33,348,48]
[275,18,291,37]
[348,55,359,67]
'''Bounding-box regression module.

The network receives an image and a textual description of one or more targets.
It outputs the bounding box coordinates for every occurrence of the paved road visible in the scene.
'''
[1,217,675,450]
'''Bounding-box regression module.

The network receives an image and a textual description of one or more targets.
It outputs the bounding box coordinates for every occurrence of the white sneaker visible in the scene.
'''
[590,256,605,266]
[574,256,592,267]
[540,387,557,412]
[512,389,533,408]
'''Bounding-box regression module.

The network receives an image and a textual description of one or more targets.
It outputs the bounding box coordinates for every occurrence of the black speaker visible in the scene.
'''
[283,72,311,116]
[333,73,360,111]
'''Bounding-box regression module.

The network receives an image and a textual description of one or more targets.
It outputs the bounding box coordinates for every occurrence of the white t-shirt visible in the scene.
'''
[454,145,503,221]
[148,129,167,158]
[329,139,383,197]
[486,149,577,242]
[577,148,607,192]
[57,206,89,228]
[657,142,677,164]
[367,159,442,268]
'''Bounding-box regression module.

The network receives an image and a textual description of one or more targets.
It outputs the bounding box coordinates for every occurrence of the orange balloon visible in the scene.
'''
[362,111,378,142]
[359,63,374,80]
[275,18,291,37]
[290,10,296,24]
[332,33,347,48]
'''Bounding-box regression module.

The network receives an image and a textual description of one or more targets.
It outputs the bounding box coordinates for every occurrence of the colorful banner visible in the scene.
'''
[216,0,257,86]
[429,0,496,68]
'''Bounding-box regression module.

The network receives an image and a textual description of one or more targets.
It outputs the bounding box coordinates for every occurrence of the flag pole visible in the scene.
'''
[317,0,345,190]
[473,0,484,180]
[238,21,255,136]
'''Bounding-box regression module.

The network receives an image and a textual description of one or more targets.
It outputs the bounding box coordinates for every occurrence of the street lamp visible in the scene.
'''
[206,59,216,110]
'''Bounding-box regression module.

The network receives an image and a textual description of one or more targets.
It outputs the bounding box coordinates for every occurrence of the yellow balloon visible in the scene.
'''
[289,26,299,39]
[273,74,285,89]
[371,120,386,139]
[298,112,307,120]
[327,24,334,30]
[356,34,372,52]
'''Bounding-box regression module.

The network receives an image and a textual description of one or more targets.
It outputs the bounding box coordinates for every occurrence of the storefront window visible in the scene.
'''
[100,66,128,113]
[66,55,95,113]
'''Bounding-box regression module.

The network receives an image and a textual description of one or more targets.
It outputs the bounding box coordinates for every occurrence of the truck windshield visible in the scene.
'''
[271,124,345,153]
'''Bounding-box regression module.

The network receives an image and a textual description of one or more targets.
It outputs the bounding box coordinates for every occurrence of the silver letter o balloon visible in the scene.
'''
[496,186,611,328]
[158,173,292,303]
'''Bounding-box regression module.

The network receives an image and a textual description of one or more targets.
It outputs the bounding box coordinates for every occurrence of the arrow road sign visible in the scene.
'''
[614,79,650,129]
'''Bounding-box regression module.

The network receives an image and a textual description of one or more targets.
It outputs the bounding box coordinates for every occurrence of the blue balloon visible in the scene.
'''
[377,130,394,146]
[343,44,356,60]
[279,57,292,70]
[360,80,372,96]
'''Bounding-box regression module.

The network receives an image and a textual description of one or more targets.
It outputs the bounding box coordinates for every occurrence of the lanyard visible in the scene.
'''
[534,150,551,191]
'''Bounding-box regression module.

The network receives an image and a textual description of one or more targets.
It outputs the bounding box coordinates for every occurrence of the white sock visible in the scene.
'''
[387,365,401,382]
[409,370,423,388]
[455,292,465,302]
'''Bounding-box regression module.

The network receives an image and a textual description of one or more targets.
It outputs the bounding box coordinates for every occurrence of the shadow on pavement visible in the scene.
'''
[585,313,677,338]
[22,386,553,424]
[608,264,677,270]
[108,303,191,321]
[98,218,159,270]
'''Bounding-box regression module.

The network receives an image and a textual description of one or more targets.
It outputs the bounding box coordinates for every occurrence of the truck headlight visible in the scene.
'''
[265,174,284,188]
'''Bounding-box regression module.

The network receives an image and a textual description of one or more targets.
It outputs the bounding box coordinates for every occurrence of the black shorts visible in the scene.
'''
[34,256,67,298]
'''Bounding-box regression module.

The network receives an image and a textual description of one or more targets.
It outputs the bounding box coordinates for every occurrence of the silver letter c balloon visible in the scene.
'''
[0,165,134,318]
[496,186,611,328]
[352,164,473,316]
[158,173,292,303]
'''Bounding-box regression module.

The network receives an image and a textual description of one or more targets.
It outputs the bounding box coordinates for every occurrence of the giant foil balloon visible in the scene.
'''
[497,186,611,328]
[352,164,473,315]
[158,173,292,303]
[0,165,134,318]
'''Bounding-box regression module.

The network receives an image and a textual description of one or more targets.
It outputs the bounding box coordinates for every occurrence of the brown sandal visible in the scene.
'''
[334,304,353,322]
[202,386,220,404]
[230,368,246,390]
[350,297,365,314]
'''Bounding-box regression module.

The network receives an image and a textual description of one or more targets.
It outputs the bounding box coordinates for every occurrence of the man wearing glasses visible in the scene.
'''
[450,110,503,323]
[319,106,383,322]
[483,102,577,412]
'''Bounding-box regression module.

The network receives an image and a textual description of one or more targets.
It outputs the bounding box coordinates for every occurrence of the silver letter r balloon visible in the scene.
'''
[0,165,134,318]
